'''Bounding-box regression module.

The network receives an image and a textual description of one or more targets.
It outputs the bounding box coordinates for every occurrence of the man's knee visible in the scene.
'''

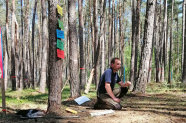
[101,103,122,110]
[94,99,122,110]
[94,101,113,109]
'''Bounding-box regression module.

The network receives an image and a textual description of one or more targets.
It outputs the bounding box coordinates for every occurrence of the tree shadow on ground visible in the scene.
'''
[0,107,82,123]
[121,93,186,119]
[62,98,97,109]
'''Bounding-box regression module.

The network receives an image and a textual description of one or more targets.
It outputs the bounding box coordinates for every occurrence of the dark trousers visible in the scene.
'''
[94,87,128,110]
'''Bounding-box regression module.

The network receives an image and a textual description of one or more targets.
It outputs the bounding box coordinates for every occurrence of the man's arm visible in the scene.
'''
[118,81,131,88]
[105,82,120,103]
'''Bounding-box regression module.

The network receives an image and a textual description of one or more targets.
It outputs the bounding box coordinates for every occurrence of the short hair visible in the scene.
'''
[111,57,120,64]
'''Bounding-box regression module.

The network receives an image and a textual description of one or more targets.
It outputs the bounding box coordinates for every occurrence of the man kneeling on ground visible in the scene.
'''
[94,57,131,110]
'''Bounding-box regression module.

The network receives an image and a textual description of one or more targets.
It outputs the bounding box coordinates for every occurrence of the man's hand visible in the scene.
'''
[113,97,121,103]
[124,81,131,87]
[118,81,131,88]
[105,83,120,103]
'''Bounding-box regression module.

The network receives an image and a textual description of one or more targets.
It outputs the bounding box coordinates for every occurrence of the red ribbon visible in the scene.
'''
[80,68,85,70]
[2,109,6,112]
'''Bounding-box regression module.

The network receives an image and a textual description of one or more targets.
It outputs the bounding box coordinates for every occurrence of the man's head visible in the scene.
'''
[110,58,121,73]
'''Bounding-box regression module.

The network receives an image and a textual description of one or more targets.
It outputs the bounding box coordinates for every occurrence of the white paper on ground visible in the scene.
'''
[90,110,115,117]
[74,96,90,105]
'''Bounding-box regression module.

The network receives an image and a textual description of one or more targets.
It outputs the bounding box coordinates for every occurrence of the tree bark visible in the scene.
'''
[134,0,141,81]
[100,0,106,75]
[89,0,94,66]
[37,1,42,87]
[0,27,6,116]
[15,19,19,90]
[11,0,16,91]
[68,0,80,98]
[78,0,86,90]
[47,0,63,114]
[4,0,9,90]
[23,0,30,88]
[133,0,156,93]
[176,14,179,74]
[161,0,168,82]
[155,0,162,82]
[19,0,24,90]
[112,0,115,57]
[93,0,100,90]
[130,0,141,90]
[40,0,48,93]
[119,0,123,74]
[130,0,137,86]
[182,0,186,84]
[108,0,112,64]
[168,0,174,84]
[31,0,38,89]
[1,79,6,116]
[182,0,186,75]
[119,0,126,81]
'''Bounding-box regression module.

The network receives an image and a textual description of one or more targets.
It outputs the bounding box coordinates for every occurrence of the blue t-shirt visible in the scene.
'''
[97,68,121,95]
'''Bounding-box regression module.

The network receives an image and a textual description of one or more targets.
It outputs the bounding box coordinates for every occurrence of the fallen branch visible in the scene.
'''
[84,69,94,94]
[61,76,70,93]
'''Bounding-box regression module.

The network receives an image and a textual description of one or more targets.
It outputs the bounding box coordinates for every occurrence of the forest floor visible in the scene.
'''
[0,83,186,123]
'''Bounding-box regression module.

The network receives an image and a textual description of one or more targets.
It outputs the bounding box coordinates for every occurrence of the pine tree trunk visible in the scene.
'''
[148,36,154,83]
[89,0,94,65]
[93,0,100,90]
[78,0,86,90]
[182,0,186,74]
[15,20,19,90]
[119,0,126,80]
[31,0,38,89]
[11,0,16,91]
[168,0,174,83]
[39,0,48,93]
[4,0,9,90]
[84,15,88,83]
[68,0,80,98]
[162,0,168,82]
[119,0,123,75]
[130,0,140,90]
[47,0,63,113]
[108,0,112,64]
[182,0,186,84]
[28,35,32,87]
[23,0,30,88]
[155,1,162,82]
[112,0,115,57]
[35,1,41,86]
[37,2,42,87]
[134,0,141,81]
[133,0,156,93]
[100,0,106,75]
[176,15,179,74]
[130,0,136,85]
[19,0,24,90]
[85,3,93,87]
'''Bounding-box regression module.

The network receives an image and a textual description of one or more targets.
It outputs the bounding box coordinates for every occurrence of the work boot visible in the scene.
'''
[113,103,122,110]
